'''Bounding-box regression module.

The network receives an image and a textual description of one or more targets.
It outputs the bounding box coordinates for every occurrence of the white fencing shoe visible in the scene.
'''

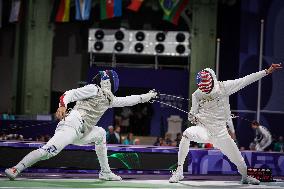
[5,167,20,181]
[241,176,260,185]
[169,169,184,183]
[99,171,122,181]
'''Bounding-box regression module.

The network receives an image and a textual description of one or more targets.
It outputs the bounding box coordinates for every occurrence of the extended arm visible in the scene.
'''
[223,63,282,95]
[223,70,267,96]
[112,90,157,108]
[112,95,143,107]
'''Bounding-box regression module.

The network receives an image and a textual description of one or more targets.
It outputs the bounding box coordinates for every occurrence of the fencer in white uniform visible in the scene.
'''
[169,63,282,184]
[251,120,272,151]
[5,70,157,181]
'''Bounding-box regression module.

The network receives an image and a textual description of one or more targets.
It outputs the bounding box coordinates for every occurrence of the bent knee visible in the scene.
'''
[182,129,194,140]
[96,127,106,136]
[94,127,106,145]
[182,127,209,143]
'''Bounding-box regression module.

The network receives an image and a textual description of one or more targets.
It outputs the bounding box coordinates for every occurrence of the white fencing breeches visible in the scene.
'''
[15,126,78,172]
[75,126,111,172]
[178,126,247,176]
[15,112,111,173]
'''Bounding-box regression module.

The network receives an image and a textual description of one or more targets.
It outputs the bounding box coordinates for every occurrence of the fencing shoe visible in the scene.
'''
[5,167,20,181]
[99,171,122,181]
[241,175,260,185]
[169,169,184,183]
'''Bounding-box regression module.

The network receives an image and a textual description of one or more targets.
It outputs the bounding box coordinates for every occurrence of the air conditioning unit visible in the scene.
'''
[88,29,190,57]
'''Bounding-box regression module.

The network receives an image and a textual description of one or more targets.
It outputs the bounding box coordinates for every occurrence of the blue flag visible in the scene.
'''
[75,0,92,20]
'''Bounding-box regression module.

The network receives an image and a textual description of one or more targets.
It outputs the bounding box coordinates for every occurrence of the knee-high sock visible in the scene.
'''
[14,149,45,172]
[177,136,190,172]
[238,164,247,177]
[95,143,111,173]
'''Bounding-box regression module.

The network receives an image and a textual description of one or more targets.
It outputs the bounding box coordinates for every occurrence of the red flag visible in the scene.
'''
[56,0,70,22]
[127,0,144,12]
[50,0,70,22]
[100,0,122,20]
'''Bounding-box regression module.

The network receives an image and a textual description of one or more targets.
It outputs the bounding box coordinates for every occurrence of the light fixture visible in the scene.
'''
[136,31,145,41]
[156,32,166,42]
[134,43,144,52]
[115,30,124,41]
[94,41,104,51]
[114,42,124,52]
[176,44,185,54]
[155,44,165,53]
[176,32,185,42]
[95,30,104,40]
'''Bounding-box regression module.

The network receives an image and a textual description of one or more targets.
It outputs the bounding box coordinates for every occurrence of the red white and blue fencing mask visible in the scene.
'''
[196,70,214,93]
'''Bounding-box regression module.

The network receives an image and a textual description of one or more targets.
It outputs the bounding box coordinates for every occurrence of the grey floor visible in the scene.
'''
[0,172,283,188]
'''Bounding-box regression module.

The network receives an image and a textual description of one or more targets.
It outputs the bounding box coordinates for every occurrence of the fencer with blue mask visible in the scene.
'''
[169,64,282,185]
[5,70,157,181]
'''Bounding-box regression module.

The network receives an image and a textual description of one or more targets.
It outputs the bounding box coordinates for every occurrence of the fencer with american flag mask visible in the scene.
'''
[169,64,282,185]
[196,70,214,93]
[5,69,157,181]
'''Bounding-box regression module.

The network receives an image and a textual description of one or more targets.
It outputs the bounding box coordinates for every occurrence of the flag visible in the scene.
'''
[163,0,189,25]
[9,0,21,23]
[127,0,144,12]
[159,0,178,16]
[50,0,71,22]
[100,0,122,20]
[196,70,213,93]
[0,0,2,28]
[75,0,92,20]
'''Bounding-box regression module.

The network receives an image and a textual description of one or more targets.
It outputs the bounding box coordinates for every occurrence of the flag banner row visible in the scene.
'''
[0,0,189,28]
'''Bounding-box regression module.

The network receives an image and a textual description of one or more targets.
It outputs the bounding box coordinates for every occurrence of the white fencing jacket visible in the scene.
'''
[60,84,145,133]
[255,125,272,143]
[190,68,268,136]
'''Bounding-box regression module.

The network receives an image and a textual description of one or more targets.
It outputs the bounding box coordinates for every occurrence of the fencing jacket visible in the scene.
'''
[254,125,271,143]
[60,84,144,133]
[190,68,267,136]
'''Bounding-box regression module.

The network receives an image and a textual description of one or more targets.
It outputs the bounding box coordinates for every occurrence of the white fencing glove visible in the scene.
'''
[188,113,199,124]
[140,89,158,103]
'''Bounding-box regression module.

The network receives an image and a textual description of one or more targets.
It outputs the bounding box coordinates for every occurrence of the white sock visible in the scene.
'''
[238,165,247,178]
[177,136,190,174]
[95,143,111,173]
[14,149,44,172]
